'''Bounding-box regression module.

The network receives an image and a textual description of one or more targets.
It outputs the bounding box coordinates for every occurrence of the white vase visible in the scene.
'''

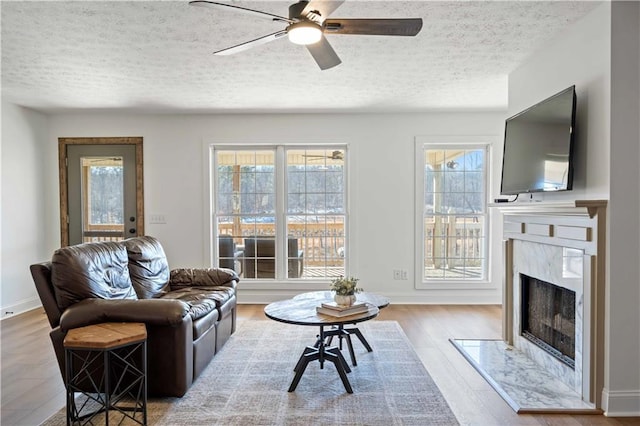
[334,294,356,307]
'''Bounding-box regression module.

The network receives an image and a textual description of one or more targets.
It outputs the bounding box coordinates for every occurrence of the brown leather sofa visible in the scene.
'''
[30,236,238,397]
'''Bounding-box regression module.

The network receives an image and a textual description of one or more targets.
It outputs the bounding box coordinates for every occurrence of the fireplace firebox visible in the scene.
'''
[521,274,576,368]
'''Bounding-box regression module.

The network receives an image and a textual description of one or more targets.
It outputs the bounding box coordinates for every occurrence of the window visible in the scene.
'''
[212,146,347,280]
[416,140,489,286]
[86,160,124,225]
[82,157,124,242]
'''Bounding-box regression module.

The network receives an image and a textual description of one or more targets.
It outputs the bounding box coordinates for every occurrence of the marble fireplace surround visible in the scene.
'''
[512,240,584,393]
[500,200,607,408]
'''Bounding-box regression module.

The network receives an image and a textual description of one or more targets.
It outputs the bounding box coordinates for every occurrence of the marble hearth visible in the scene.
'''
[451,338,596,412]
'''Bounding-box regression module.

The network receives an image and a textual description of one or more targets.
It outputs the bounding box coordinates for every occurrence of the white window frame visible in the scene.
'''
[414,136,493,289]
[206,143,350,290]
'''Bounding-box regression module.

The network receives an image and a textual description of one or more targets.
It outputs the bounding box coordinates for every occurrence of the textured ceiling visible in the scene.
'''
[1,1,600,113]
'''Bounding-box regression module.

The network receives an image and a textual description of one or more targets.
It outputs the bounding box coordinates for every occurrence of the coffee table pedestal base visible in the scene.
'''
[289,325,354,394]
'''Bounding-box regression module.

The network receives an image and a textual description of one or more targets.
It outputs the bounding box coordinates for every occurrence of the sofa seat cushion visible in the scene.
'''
[192,308,219,340]
[161,287,234,321]
[51,242,137,310]
[192,286,235,308]
[218,294,236,319]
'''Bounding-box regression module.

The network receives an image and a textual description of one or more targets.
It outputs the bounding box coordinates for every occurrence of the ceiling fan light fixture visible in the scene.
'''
[287,21,322,45]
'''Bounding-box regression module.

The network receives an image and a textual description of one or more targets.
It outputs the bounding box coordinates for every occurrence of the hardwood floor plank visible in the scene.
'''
[418,346,507,425]
[2,304,639,426]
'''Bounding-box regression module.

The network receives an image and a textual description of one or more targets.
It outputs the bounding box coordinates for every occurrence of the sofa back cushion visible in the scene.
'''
[51,241,137,310]
[122,236,170,299]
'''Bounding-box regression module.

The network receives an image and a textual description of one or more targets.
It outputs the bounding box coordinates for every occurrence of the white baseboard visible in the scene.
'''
[375,293,500,305]
[1,297,42,320]
[237,290,500,305]
[602,389,640,416]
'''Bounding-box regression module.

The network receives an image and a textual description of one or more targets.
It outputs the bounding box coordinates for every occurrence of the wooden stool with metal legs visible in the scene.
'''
[64,322,147,425]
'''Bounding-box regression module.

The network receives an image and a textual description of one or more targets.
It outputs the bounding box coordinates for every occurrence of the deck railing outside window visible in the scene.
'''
[421,145,488,281]
[214,147,347,280]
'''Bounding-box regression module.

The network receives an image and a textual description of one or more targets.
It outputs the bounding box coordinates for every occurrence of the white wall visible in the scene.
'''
[606,0,640,417]
[509,2,640,416]
[508,2,611,202]
[45,112,505,304]
[1,101,53,318]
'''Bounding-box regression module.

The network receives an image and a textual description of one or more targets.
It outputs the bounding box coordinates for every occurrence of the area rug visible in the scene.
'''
[43,320,458,425]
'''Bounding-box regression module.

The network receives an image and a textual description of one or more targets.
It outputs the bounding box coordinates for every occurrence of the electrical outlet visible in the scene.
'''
[393,270,408,280]
[149,214,167,224]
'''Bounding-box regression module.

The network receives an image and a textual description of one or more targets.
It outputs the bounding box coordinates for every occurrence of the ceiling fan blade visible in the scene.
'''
[214,30,288,55]
[305,35,341,70]
[323,18,423,36]
[189,1,293,23]
[300,0,345,21]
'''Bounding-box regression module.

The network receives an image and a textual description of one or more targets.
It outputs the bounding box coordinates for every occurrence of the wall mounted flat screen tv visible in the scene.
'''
[500,85,576,195]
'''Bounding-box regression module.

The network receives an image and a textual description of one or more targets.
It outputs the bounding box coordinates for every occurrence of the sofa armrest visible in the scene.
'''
[60,298,190,331]
[169,268,239,291]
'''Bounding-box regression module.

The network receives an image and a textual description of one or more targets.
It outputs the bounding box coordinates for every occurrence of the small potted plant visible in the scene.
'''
[330,276,362,306]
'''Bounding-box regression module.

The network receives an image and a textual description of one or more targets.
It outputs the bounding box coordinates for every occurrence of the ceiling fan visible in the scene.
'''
[189,0,423,70]
[303,150,344,160]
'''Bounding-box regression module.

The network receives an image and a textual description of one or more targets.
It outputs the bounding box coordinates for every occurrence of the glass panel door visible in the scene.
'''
[66,144,137,245]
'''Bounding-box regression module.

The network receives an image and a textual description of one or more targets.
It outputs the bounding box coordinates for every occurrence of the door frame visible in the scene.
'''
[59,137,144,247]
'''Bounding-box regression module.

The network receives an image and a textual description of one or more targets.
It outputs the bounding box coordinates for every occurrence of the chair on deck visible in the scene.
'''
[218,235,243,273]
[243,238,304,278]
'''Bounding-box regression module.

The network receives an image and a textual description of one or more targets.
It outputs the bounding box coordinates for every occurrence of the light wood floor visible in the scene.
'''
[2,304,639,425]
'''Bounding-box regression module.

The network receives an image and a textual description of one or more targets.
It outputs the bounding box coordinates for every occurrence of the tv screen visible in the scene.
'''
[500,86,576,195]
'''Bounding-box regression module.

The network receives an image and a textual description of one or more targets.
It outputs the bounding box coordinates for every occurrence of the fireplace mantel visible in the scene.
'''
[490,199,607,218]
[500,199,607,408]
